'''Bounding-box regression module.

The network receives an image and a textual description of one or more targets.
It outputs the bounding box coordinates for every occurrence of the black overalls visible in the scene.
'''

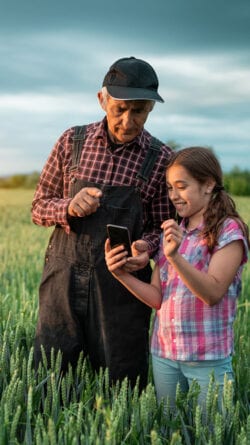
[34,126,161,388]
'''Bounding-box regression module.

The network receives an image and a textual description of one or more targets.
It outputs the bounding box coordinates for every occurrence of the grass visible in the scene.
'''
[0,189,249,444]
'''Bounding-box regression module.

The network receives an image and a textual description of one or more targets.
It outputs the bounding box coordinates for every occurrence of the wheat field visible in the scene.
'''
[0,189,249,444]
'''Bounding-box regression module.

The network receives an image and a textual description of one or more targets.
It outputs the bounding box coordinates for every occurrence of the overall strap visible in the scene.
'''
[136,136,162,183]
[69,127,162,182]
[70,125,87,172]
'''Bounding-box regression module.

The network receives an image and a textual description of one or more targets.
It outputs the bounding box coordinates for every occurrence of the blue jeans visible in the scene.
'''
[152,354,233,410]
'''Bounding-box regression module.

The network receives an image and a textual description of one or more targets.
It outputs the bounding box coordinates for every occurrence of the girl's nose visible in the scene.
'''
[169,188,179,200]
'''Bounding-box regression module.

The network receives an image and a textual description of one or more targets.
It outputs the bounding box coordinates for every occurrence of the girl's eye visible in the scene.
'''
[167,185,186,192]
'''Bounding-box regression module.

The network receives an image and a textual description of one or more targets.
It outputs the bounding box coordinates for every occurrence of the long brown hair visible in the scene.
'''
[167,146,250,251]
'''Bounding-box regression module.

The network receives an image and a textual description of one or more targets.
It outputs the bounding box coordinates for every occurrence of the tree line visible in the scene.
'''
[0,167,249,196]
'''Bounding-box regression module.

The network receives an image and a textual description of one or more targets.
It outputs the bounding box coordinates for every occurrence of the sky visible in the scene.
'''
[1,0,250,176]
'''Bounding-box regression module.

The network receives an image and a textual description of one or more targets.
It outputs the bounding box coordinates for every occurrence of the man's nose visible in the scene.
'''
[122,112,134,128]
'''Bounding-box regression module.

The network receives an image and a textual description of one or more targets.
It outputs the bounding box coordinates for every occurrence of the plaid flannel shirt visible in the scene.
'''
[32,118,174,255]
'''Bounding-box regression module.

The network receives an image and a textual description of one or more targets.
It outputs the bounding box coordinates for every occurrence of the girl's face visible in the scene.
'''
[167,164,215,226]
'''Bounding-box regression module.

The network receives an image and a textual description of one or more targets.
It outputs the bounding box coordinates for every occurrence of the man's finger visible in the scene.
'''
[83,187,102,198]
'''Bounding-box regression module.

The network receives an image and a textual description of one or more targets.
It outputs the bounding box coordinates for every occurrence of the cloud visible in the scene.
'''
[156,53,250,105]
[1,47,249,175]
[1,1,250,52]
[0,0,249,175]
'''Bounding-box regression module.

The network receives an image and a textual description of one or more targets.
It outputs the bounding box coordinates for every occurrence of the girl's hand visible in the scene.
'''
[161,219,183,258]
[123,240,149,272]
[104,239,129,276]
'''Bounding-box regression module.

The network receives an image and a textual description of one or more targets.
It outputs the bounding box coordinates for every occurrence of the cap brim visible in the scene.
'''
[106,86,164,103]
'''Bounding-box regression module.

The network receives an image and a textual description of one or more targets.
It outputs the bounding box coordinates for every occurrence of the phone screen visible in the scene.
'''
[107,224,132,257]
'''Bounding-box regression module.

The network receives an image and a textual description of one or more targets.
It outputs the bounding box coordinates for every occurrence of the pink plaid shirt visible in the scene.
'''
[151,218,249,361]
[32,118,174,255]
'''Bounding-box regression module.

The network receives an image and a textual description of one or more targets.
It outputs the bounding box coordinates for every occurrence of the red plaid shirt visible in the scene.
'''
[32,118,174,255]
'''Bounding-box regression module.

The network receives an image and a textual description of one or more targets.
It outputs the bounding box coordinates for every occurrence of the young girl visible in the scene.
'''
[105,146,249,409]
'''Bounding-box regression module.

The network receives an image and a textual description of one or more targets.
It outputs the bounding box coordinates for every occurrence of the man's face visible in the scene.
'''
[98,93,153,144]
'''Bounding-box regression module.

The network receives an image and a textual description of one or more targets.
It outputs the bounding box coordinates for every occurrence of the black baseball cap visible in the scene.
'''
[102,56,164,103]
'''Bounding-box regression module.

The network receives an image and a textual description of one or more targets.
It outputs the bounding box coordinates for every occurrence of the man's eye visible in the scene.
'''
[114,108,123,114]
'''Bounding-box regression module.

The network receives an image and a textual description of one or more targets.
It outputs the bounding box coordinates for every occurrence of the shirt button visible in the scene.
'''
[173,339,176,343]
[171,318,175,322]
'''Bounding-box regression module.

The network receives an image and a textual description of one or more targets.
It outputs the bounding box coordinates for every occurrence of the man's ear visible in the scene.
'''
[97,91,106,111]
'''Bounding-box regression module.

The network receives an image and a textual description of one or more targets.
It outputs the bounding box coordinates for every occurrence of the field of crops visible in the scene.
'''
[0,189,249,444]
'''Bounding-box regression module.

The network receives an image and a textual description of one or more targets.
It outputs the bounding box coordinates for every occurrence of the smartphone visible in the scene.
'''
[107,224,132,257]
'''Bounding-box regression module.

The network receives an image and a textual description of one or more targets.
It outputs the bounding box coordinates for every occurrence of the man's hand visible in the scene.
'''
[68,187,102,217]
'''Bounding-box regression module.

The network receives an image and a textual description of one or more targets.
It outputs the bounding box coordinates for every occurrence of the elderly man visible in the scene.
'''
[32,56,174,389]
